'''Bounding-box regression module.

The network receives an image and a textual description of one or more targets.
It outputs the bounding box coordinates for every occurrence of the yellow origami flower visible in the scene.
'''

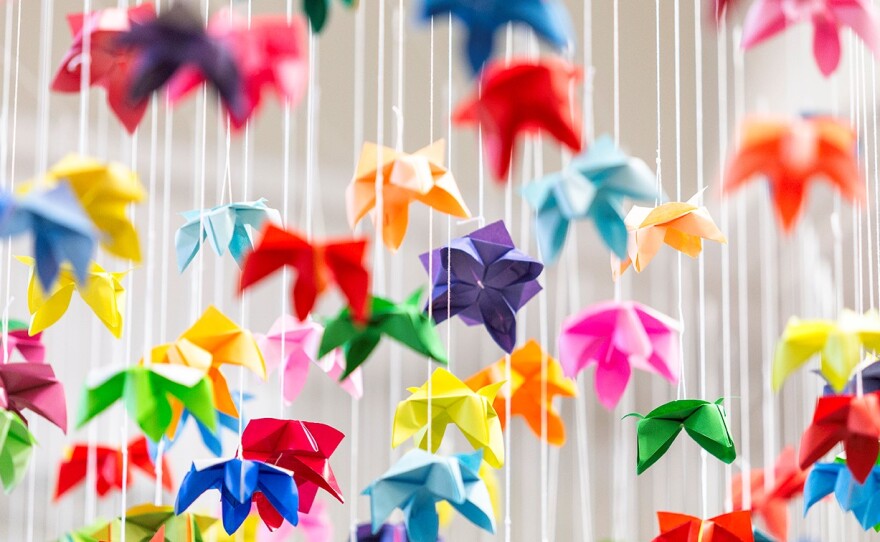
[392,367,505,468]
[17,255,127,338]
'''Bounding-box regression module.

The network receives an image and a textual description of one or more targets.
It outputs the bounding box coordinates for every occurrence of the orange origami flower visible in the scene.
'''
[652,510,753,542]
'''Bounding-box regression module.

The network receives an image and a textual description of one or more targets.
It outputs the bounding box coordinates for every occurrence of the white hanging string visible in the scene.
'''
[673,0,685,403]
[503,24,513,542]
[279,0,294,419]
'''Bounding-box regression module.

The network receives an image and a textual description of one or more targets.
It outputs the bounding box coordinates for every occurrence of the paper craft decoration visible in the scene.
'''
[119,3,245,118]
[821,361,880,395]
[724,116,863,232]
[64,504,217,542]
[347,140,471,251]
[393,367,505,468]
[3,319,44,363]
[148,393,250,460]
[0,184,96,290]
[772,309,880,392]
[452,58,582,180]
[651,510,754,542]
[75,363,216,442]
[362,449,495,542]
[437,459,499,529]
[248,499,333,542]
[239,223,370,321]
[465,339,576,446]
[303,0,357,33]
[146,306,266,421]
[54,437,172,500]
[420,220,543,353]
[613,193,727,279]
[36,154,146,262]
[797,392,880,483]
[0,408,36,493]
[175,458,300,535]
[523,134,660,262]
[422,0,573,74]
[166,10,308,129]
[258,315,363,405]
[175,199,280,272]
[712,0,734,21]
[356,523,424,541]
[804,461,880,530]
[732,446,808,542]
[52,4,157,133]
[242,418,344,513]
[0,362,66,431]
[626,398,737,474]
[17,256,127,338]
[318,290,448,379]
[741,0,880,76]
[558,300,680,409]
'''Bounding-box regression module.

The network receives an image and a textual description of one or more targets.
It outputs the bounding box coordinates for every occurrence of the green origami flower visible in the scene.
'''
[0,408,36,493]
[304,0,358,32]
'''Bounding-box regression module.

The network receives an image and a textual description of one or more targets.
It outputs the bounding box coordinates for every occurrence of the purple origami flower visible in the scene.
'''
[118,3,245,118]
[420,220,543,353]
[356,522,442,541]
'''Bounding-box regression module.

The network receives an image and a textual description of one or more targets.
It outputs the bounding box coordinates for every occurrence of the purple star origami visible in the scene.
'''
[419,220,543,353]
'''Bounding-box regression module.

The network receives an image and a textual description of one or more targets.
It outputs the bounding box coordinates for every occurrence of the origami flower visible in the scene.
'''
[523,134,661,262]
[145,306,266,422]
[732,446,808,542]
[724,116,863,232]
[0,185,96,290]
[356,523,424,541]
[0,362,66,431]
[239,224,371,321]
[258,315,362,405]
[35,154,146,262]
[175,458,299,534]
[773,309,880,391]
[741,0,880,76]
[17,256,127,338]
[119,3,245,117]
[393,367,505,468]
[65,504,217,542]
[175,199,281,272]
[558,300,681,409]
[626,398,737,474]
[820,360,880,395]
[363,449,495,542]
[2,319,44,364]
[421,0,573,75]
[452,58,582,180]
[318,290,448,379]
[465,339,576,446]
[0,408,36,493]
[54,437,172,500]
[149,393,251,458]
[242,418,344,513]
[613,193,727,280]
[420,220,543,353]
[804,461,880,530]
[436,459,499,528]
[303,0,358,33]
[75,364,216,442]
[652,510,754,542]
[166,10,308,128]
[52,4,157,133]
[252,499,333,542]
[347,140,471,251]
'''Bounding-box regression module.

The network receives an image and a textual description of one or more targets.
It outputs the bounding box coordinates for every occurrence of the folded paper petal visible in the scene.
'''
[652,510,753,542]
[0,409,36,493]
[0,362,67,431]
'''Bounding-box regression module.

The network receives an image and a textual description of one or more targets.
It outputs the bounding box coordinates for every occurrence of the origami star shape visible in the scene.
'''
[421,0,573,75]
[2,319,44,364]
[558,300,681,409]
[393,367,505,468]
[67,504,217,542]
[724,116,864,232]
[420,220,543,353]
[318,290,448,379]
[348,140,471,251]
[258,315,363,405]
[652,510,754,542]
[363,449,495,542]
[18,256,127,338]
[741,0,880,76]
[732,446,808,542]
[242,418,345,513]
[239,223,371,321]
[52,4,157,133]
[626,398,737,474]
[613,192,727,280]
[523,134,661,262]
[804,461,880,530]
[0,362,66,431]
[0,408,36,493]
[150,392,251,458]
[176,458,299,535]
[303,0,358,33]
[452,57,582,180]
[773,309,880,392]
[0,184,96,290]
[175,199,281,272]
[465,339,576,446]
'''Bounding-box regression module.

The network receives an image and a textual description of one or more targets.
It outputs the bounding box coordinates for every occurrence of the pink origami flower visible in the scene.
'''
[741,0,880,76]
[558,300,680,409]
[258,499,333,541]
[258,315,363,404]
[3,321,44,364]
